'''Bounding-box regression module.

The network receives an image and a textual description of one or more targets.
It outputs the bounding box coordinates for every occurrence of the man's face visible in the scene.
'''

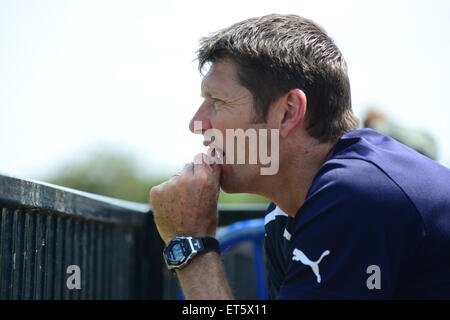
[189,59,267,193]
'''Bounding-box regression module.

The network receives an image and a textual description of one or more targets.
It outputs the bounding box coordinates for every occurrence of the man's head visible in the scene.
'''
[189,14,359,194]
[196,14,359,142]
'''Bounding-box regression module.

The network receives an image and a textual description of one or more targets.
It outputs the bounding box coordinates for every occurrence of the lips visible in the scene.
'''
[209,145,225,163]
[203,140,225,164]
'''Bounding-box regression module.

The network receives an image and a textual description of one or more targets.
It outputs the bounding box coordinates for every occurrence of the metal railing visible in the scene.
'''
[0,173,267,299]
[0,173,164,299]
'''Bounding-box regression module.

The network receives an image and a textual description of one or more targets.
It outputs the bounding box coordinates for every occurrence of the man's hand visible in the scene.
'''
[149,153,222,244]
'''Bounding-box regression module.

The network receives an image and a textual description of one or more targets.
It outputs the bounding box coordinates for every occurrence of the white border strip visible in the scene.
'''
[264,205,289,225]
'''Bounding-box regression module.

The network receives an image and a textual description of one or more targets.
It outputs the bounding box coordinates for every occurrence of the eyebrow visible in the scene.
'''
[200,90,226,100]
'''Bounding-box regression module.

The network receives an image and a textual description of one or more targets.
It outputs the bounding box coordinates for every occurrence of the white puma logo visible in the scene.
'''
[292,249,330,283]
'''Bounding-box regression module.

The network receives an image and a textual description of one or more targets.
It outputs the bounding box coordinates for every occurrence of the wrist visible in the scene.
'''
[163,236,221,272]
[175,250,233,300]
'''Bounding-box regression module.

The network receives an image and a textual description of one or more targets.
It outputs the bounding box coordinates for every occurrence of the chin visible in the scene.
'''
[219,164,258,194]
[219,165,235,193]
[220,183,240,194]
[219,164,239,194]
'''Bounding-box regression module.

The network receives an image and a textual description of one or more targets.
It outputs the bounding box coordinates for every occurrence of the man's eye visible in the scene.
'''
[212,99,223,108]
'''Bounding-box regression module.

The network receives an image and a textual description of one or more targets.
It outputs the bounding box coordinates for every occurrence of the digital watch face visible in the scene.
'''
[166,239,192,265]
[171,243,184,261]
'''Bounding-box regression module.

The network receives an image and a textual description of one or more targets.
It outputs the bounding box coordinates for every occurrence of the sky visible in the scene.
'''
[1,0,449,181]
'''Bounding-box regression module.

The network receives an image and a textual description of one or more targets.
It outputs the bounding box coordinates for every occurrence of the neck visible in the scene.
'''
[259,138,336,217]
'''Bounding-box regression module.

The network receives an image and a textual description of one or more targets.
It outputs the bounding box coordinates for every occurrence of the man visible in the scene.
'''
[150,14,450,299]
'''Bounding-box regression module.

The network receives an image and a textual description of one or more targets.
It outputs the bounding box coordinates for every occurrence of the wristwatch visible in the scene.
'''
[163,236,221,271]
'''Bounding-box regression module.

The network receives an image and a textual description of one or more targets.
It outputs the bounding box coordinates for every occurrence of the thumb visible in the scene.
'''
[210,162,222,182]
[193,153,221,183]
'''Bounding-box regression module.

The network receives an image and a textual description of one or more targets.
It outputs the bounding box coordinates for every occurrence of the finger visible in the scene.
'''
[180,162,195,176]
[169,163,193,183]
[195,152,216,167]
[193,153,203,166]
[193,153,221,182]
[193,153,210,174]
[193,152,215,166]
[210,162,222,181]
[149,181,167,203]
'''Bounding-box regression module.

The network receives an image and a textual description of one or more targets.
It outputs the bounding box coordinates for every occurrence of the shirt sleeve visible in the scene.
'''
[277,159,424,299]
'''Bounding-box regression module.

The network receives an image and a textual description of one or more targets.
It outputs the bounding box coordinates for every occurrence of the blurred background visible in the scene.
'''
[1,0,449,205]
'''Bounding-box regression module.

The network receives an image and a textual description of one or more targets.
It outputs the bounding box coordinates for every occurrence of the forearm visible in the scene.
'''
[150,158,230,299]
[175,252,233,300]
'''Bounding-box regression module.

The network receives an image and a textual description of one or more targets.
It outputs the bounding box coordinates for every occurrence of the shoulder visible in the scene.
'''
[293,157,424,243]
[305,157,413,216]
[309,157,384,197]
[330,128,450,220]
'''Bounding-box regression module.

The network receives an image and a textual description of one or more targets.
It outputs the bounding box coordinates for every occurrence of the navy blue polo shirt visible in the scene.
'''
[264,129,450,299]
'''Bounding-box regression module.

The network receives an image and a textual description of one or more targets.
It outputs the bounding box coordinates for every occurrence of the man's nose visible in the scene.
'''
[189,102,212,134]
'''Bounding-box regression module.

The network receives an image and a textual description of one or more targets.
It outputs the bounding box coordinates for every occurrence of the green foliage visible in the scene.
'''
[218,191,269,204]
[44,148,269,205]
[44,149,160,203]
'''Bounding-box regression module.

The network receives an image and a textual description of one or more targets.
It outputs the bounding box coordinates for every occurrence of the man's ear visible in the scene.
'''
[278,89,307,138]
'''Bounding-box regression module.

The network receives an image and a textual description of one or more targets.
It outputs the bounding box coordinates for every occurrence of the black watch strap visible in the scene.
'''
[199,236,221,255]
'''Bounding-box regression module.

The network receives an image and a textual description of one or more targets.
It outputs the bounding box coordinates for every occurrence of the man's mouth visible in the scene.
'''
[203,139,225,164]
[208,145,225,164]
